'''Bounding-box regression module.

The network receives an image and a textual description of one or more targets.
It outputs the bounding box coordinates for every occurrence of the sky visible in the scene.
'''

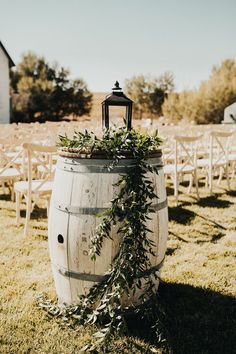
[0,0,236,92]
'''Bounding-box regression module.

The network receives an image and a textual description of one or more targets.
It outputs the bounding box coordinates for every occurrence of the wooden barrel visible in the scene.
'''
[48,153,168,305]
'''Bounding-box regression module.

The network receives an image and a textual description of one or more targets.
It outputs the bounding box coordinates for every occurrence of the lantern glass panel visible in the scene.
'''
[107,106,127,128]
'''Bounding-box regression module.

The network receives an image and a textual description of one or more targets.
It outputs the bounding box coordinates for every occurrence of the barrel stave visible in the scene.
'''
[48,156,168,305]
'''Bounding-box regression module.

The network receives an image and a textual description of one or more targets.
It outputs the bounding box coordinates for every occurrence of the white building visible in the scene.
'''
[0,41,15,124]
[222,102,236,124]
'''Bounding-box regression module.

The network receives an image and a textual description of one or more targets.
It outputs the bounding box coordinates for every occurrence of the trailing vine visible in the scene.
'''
[38,126,168,352]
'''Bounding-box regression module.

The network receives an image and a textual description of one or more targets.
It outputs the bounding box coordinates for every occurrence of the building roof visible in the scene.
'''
[0,41,15,67]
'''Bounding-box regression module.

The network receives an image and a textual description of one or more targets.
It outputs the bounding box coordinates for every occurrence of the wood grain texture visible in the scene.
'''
[48,156,168,305]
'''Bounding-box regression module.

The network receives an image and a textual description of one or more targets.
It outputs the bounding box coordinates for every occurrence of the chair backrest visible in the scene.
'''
[229,130,236,152]
[173,134,203,172]
[209,130,233,164]
[23,143,57,193]
[0,138,24,176]
[161,137,175,164]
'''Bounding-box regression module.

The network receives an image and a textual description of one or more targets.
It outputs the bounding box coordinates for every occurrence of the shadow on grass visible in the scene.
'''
[159,282,236,354]
[0,193,11,201]
[168,200,227,234]
[226,190,236,197]
[197,195,233,208]
[168,206,196,225]
[126,282,236,354]
[194,231,225,244]
[165,246,179,256]
[211,231,226,243]
[166,186,174,196]
[20,205,47,220]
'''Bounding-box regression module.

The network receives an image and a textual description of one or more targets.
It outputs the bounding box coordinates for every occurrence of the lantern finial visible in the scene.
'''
[112,81,122,91]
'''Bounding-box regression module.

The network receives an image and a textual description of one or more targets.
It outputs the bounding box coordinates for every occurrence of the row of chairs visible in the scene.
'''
[1,128,236,235]
[163,130,236,205]
[0,140,56,236]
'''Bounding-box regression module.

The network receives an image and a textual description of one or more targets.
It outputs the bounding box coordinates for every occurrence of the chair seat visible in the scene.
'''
[197,158,227,167]
[197,159,210,167]
[197,150,208,158]
[0,168,22,180]
[14,179,54,194]
[228,154,236,161]
[164,164,195,174]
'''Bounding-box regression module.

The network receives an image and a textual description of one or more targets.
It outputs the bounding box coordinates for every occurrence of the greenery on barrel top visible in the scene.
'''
[39,126,168,352]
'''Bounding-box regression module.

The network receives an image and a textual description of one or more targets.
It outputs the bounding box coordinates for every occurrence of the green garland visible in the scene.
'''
[39,126,166,352]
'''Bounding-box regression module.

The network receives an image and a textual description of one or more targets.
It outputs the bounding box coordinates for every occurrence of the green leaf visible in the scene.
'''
[95,211,105,218]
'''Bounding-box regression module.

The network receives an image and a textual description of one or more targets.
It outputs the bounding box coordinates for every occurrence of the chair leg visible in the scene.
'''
[194,170,200,200]
[31,201,35,213]
[225,164,230,191]
[46,197,51,217]
[2,182,7,194]
[24,194,32,237]
[174,173,179,206]
[217,167,223,186]
[209,167,213,195]
[231,161,236,179]
[205,172,208,188]
[187,174,193,193]
[9,182,15,201]
[16,191,21,224]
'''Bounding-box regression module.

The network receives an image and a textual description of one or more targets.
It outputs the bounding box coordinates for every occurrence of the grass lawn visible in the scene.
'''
[0,180,236,353]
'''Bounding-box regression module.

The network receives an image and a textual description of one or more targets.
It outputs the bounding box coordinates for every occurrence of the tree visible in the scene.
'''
[10,52,93,122]
[162,59,236,124]
[124,73,174,119]
[194,59,236,124]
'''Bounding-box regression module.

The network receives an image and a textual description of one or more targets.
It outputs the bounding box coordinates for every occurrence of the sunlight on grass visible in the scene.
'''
[0,180,235,353]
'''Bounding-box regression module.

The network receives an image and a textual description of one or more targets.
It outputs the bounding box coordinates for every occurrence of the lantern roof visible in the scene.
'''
[102,81,133,106]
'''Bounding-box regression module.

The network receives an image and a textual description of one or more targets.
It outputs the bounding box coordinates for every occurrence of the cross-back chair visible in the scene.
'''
[164,134,202,205]
[197,130,233,194]
[14,143,57,237]
[0,138,25,199]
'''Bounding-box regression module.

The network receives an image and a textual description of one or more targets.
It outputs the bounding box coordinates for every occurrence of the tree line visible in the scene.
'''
[162,59,236,124]
[10,53,236,124]
[10,53,92,123]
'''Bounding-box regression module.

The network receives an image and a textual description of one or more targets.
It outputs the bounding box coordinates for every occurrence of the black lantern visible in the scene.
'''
[102,81,133,130]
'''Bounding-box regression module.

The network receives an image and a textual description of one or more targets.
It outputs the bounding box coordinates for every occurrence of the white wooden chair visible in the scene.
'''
[163,135,202,205]
[0,138,25,199]
[197,131,232,194]
[14,143,57,237]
